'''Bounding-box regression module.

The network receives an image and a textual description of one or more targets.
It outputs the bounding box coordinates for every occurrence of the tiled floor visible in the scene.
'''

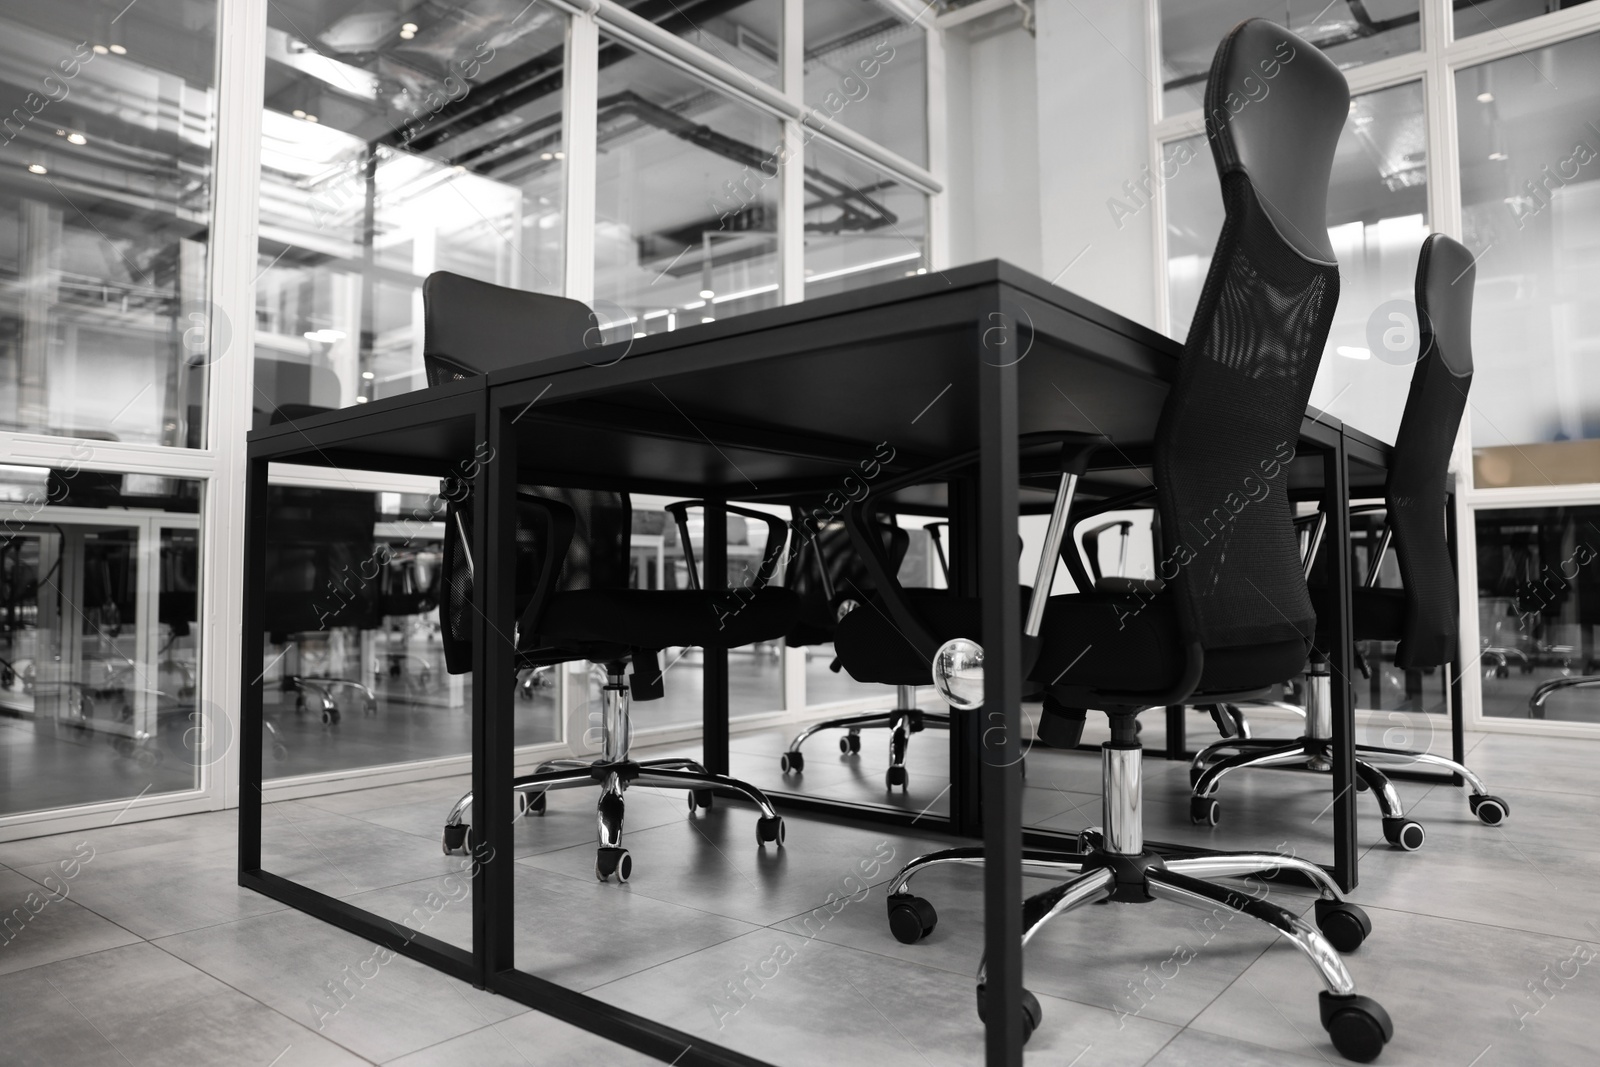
[2,723,1597,1066]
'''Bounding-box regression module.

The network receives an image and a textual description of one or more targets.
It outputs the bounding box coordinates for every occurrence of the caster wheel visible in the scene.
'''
[1495,666,1509,679]
[840,733,861,755]
[885,765,908,791]
[595,847,632,883]
[442,823,471,855]
[1078,829,1103,853]
[294,695,306,715]
[1382,817,1425,851]
[517,791,547,819]
[1470,794,1509,825]
[1314,899,1372,953]
[756,815,785,847]
[271,743,289,761]
[1190,796,1220,827]
[780,751,804,774]
[886,894,937,943]
[688,788,714,813]
[1319,992,1392,1063]
[975,984,1041,1045]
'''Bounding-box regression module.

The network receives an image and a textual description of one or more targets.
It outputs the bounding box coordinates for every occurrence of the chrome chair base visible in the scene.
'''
[442,672,785,881]
[882,738,1392,1061]
[780,685,947,791]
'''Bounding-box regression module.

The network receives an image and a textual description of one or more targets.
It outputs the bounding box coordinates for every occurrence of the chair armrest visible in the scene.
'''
[511,491,576,643]
[1063,485,1158,593]
[662,501,789,592]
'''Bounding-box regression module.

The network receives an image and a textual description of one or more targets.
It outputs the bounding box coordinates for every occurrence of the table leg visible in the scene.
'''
[1324,436,1359,893]
[703,499,730,778]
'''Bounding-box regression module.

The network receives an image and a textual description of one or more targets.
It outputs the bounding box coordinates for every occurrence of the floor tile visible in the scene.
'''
[383,1012,660,1066]
[0,868,142,977]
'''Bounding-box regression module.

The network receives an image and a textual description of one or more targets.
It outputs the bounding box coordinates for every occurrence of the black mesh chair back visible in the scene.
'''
[1155,19,1348,661]
[785,517,910,647]
[1386,234,1475,667]
[422,271,594,385]
[263,486,381,638]
[439,487,632,674]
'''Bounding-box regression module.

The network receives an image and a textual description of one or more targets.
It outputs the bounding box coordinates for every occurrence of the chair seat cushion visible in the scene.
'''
[835,588,1306,698]
[531,587,800,651]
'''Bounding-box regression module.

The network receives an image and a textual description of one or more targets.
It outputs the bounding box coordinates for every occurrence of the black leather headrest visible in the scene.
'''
[422,271,595,383]
[1416,234,1475,377]
[1206,19,1349,263]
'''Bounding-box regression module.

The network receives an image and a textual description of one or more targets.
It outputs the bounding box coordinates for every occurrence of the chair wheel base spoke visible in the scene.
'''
[886,894,937,944]
[1469,794,1509,825]
[1319,992,1393,1063]
[1314,899,1372,953]
[974,984,1041,1045]
[1382,817,1425,851]
[595,847,632,883]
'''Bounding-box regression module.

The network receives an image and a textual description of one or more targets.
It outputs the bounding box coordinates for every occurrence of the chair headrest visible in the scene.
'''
[1416,233,1475,377]
[422,272,595,383]
[1206,19,1350,263]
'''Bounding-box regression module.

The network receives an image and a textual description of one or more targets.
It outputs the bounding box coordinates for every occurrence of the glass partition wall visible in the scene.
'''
[1156,0,1600,739]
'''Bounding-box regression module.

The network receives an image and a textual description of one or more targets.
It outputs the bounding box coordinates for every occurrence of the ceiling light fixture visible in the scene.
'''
[1477,92,1494,103]
[92,44,109,54]
[698,289,715,299]
[292,109,305,118]
[109,44,126,55]
[66,133,86,145]
[1489,151,1507,161]
[26,163,46,174]
[402,22,419,33]
[305,114,319,123]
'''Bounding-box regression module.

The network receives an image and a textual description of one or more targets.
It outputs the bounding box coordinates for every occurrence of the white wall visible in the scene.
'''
[944,10,1042,273]
[1031,0,1157,328]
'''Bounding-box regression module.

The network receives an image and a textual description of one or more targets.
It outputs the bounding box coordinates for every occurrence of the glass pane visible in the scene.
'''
[0,465,204,817]
[1458,32,1600,487]
[1158,1,1420,118]
[805,0,927,166]
[1456,0,1598,38]
[0,1,216,447]
[255,1,566,424]
[803,137,928,298]
[1163,80,1429,442]
[1477,505,1600,723]
[260,483,558,781]
[617,0,782,87]
[595,40,783,334]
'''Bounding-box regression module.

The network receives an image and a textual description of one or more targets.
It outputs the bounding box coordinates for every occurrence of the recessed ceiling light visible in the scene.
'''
[361,371,375,380]
[401,22,418,33]
[633,331,646,339]
[399,29,415,40]
[701,316,715,323]
[66,133,86,145]
[355,396,369,403]
[92,44,109,55]
[1477,92,1494,103]
[292,109,306,118]
[553,151,564,160]
[698,289,715,299]
[1489,151,1507,161]
[26,163,46,174]
[540,152,553,161]
[109,44,126,55]
[305,114,319,123]
[916,267,927,275]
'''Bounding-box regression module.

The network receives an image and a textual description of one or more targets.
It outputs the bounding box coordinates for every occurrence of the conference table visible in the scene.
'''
[240,259,1397,1067]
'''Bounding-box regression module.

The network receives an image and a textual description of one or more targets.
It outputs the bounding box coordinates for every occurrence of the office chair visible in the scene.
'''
[420,271,800,882]
[263,486,383,724]
[778,515,948,790]
[833,22,1392,1060]
[1189,234,1509,846]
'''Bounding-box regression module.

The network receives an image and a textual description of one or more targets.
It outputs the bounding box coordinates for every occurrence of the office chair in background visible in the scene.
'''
[421,271,800,882]
[834,21,1392,1061]
[778,515,948,790]
[1189,233,1509,846]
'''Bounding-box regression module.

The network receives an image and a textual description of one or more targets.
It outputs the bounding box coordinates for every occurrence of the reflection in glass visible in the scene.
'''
[1458,32,1600,486]
[1477,505,1600,723]
[1456,0,1597,38]
[1164,81,1429,442]
[260,484,557,780]
[0,465,202,816]
[255,1,566,424]
[0,0,216,447]
[594,40,784,337]
[1158,0,1420,117]
[804,137,928,298]
[805,0,928,166]
[618,0,782,87]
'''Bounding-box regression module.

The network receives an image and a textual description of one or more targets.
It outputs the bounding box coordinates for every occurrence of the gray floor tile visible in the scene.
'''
[12,835,286,940]
[259,802,481,899]
[155,908,524,1063]
[0,808,237,869]
[1456,732,1600,798]
[1187,905,1600,1066]
[0,868,142,976]
[1142,1028,1328,1066]
[589,927,1179,1067]
[0,941,370,1066]
[383,1012,661,1066]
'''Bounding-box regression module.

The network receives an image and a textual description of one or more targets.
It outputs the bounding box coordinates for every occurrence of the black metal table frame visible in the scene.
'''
[239,263,1408,1067]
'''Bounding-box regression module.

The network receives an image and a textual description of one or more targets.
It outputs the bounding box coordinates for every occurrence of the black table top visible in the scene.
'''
[248,260,1390,499]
